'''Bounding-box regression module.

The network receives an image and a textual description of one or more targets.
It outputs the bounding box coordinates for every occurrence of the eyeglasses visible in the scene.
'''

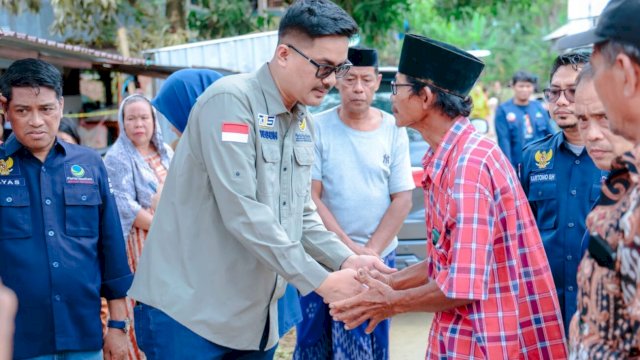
[286,44,352,79]
[543,87,576,102]
[390,81,414,95]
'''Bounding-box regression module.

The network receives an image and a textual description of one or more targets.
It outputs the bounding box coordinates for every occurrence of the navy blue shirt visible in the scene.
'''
[520,132,606,335]
[0,135,132,359]
[495,98,555,169]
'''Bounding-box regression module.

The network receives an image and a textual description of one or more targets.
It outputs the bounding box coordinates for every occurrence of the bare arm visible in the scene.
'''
[366,190,412,254]
[103,298,128,360]
[311,180,377,256]
[132,208,153,230]
[0,280,17,360]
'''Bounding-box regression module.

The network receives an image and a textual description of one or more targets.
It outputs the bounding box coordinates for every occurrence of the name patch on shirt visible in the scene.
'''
[221,122,249,143]
[258,114,275,128]
[530,173,556,183]
[0,157,17,176]
[259,130,278,141]
[65,164,95,184]
[0,178,24,186]
[295,133,312,143]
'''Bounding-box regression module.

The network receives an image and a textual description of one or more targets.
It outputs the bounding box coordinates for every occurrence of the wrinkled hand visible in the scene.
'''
[103,329,128,360]
[348,243,379,257]
[329,269,397,334]
[341,255,396,275]
[316,268,365,304]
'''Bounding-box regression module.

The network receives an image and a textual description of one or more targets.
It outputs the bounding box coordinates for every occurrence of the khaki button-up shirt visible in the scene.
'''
[129,64,353,350]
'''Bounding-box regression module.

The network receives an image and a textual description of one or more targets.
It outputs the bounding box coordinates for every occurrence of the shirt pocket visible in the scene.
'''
[293,146,314,197]
[260,145,281,196]
[527,181,557,230]
[0,186,32,239]
[64,186,102,237]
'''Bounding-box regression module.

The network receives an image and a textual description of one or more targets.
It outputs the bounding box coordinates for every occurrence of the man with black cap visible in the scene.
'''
[294,47,414,360]
[330,34,568,358]
[556,0,640,357]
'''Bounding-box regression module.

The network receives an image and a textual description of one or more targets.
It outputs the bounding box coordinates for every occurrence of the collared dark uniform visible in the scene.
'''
[495,98,555,169]
[0,136,132,359]
[520,132,605,334]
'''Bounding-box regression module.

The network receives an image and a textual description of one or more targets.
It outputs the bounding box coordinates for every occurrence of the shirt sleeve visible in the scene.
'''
[389,126,415,194]
[97,160,133,299]
[195,91,331,295]
[312,120,323,181]
[494,105,512,163]
[434,158,495,301]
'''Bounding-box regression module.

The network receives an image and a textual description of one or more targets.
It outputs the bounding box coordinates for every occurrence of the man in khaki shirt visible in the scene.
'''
[128,0,392,358]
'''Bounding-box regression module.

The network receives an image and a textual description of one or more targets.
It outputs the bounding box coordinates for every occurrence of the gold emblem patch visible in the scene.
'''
[299,117,307,132]
[535,149,553,169]
[0,157,14,176]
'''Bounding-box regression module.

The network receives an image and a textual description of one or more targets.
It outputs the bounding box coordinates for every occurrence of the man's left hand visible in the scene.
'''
[103,329,128,360]
[329,269,398,334]
[341,255,396,274]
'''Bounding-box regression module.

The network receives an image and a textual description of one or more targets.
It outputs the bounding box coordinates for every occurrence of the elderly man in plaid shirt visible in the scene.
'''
[330,34,568,359]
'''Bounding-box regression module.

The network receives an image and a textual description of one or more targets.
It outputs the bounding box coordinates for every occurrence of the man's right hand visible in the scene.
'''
[315,268,364,304]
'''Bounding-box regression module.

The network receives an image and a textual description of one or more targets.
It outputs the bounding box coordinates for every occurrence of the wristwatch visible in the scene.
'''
[107,318,131,334]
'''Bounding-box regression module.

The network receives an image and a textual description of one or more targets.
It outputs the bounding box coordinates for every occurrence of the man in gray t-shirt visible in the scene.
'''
[294,47,414,360]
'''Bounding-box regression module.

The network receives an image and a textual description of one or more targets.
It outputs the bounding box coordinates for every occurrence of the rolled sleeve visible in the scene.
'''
[97,163,133,300]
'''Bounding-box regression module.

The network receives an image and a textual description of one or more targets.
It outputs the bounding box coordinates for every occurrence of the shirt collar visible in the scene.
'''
[423,116,472,185]
[2,133,67,157]
[257,63,290,116]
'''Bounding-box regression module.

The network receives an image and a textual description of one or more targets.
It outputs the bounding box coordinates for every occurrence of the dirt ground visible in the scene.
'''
[274,313,433,359]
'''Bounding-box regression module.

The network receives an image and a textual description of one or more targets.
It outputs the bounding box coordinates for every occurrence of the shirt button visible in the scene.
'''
[575,160,580,165]
[571,189,577,196]
[5,197,12,203]
[48,230,55,237]
[568,223,575,228]
[45,199,52,205]
[283,167,287,172]
[81,195,87,201]
[52,261,60,268]
[568,286,574,292]
[566,255,573,261]
[54,295,61,301]
[282,201,287,206]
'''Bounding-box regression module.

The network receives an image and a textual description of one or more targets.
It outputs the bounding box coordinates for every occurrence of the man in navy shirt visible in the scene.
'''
[520,52,606,335]
[0,58,132,359]
[495,71,555,169]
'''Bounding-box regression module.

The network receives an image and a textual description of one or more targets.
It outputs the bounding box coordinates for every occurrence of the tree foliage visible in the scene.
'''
[332,0,410,48]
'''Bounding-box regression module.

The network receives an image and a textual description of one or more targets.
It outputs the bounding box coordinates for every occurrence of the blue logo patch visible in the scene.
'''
[258,114,276,128]
[295,133,312,143]
[65,163,94,184]
[260,130,278,140]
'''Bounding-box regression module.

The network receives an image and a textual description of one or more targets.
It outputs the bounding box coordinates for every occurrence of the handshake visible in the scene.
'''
[315,255,399,334]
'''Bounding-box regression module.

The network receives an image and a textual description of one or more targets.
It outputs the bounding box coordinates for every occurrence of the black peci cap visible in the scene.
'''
[398,34,484,98]
[556,0,640,50]
[348,47,378,67]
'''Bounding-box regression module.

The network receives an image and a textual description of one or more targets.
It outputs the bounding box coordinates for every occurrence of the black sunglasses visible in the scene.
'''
[286,44,352,79]
[543,87,576,103]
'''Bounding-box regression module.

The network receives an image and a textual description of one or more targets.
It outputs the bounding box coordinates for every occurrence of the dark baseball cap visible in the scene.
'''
[556,0,640,50]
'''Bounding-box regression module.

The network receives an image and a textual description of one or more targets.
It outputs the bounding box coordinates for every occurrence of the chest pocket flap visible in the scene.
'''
[64,186,102,237]
[262,145,281,163]
[0,186,31,239]
[293,146,314,166]
[527,182,557,230]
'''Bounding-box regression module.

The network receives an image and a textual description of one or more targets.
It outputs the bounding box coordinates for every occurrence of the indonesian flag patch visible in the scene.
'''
[221,122,249,143]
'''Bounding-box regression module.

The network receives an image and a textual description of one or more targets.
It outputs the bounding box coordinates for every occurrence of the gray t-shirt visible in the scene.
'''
[312,106,415,257]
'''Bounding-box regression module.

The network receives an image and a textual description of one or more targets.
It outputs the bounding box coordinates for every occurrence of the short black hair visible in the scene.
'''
[0,58,63,103]
[575,63,595,89]
[594,39,640,67]
[511,71,537,86]
[407,75,472,118]
[549,51,591,81]
[278,0,358,42]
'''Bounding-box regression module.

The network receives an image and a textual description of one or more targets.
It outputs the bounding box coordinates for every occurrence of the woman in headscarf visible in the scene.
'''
[104,94,173,358]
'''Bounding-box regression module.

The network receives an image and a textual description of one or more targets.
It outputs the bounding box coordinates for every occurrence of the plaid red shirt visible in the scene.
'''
[422,118,567,359]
